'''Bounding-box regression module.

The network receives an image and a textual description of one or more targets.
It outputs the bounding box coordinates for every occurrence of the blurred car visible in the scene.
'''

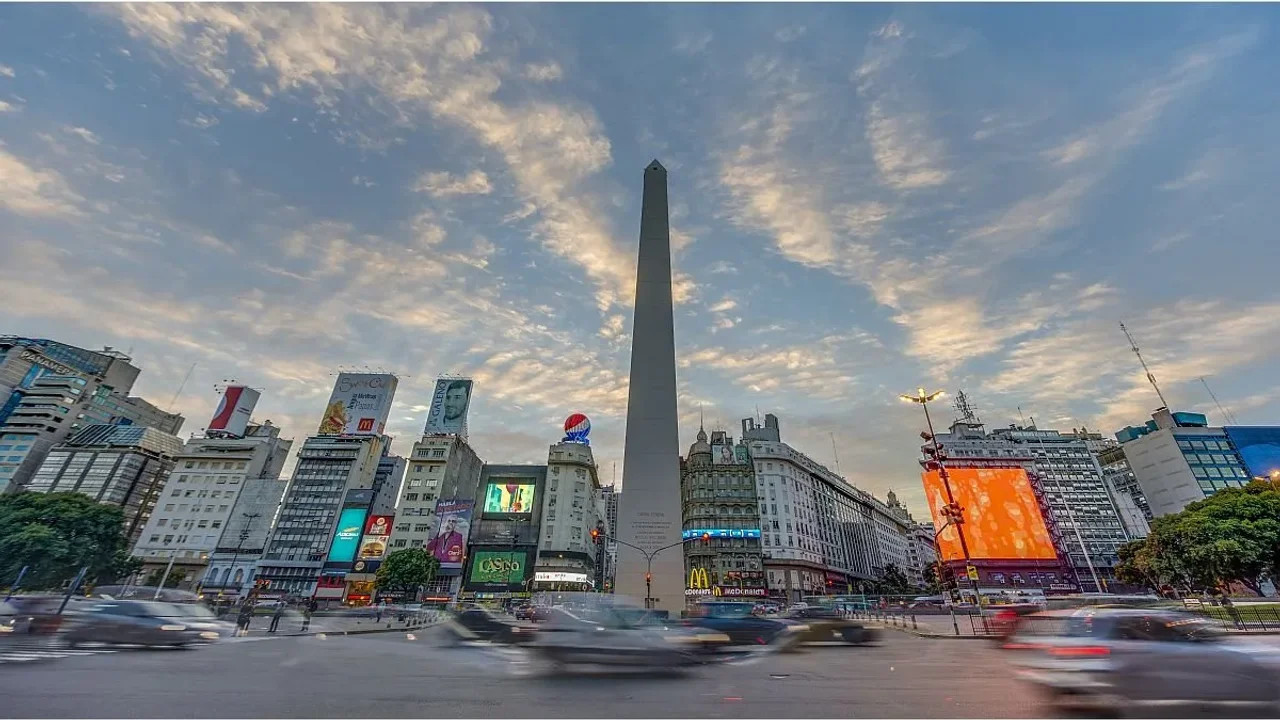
[684,601,805,650]
[525,594,726,670]
[512,603,536,622]
[1003,608,1280,716]
[163,602,237,638]
[444,604,537,645]
[783,603,879,645]
[64,600,222,648]
[4,595,97,634]
[0,599,29,634]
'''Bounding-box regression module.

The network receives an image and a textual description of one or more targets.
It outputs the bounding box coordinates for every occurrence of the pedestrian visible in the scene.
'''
[375,600,383,623]
[236,602,253,637]
[268,601,285,633]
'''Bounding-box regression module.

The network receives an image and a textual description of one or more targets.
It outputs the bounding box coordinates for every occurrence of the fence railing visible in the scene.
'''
[850,604,1280,636]
[1189,604,1280,632]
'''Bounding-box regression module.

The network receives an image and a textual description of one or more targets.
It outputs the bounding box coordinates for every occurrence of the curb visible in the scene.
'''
[866,622,996,641]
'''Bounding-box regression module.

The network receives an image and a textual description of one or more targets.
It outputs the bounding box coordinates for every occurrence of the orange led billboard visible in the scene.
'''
[921,467,1057,562]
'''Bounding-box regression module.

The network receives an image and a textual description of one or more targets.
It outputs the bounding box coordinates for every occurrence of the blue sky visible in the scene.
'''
[3,4,1279,515]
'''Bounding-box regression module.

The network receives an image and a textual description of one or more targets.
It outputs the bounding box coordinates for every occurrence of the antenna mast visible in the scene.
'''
[1120,322,1169,409]
[830,432,841,474]
[168,363,197,411]
[1199,376,1238,425]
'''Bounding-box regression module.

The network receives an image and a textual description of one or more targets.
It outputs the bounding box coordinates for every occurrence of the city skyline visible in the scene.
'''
[3,5,1280,514]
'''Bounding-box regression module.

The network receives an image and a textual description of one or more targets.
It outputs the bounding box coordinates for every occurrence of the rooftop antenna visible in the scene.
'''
[954,389,980,423]
[1199,376,1238,425]
[167,362,196,412]
[830,432,841,474]
[1017,406,1027,428]
[612,462,617,488]
[1120,321,1170,409]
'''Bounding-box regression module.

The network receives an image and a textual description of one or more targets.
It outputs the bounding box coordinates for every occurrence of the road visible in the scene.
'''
[1,628,1045,718]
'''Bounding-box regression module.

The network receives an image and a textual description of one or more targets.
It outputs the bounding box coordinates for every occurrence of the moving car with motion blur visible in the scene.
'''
[443,603,537,645]
[1003,607,1280,716]
[64,600,222,648]
[684,601,806,651]
[784,601,880,645]
[523,594,728,671]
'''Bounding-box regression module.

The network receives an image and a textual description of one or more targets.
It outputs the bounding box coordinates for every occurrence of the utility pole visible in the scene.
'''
[223,512,260,600]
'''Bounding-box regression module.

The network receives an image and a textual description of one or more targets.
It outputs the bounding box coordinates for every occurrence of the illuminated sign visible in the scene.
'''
[534,571,591,584]
[468,550,527,588]
[688,567,711,590]
[682,528,761,540]
[326,508,367,563]
[484,481,535,515]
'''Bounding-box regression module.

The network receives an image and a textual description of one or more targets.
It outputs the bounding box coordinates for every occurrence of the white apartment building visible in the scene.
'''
[390,435,483,551]
[533,441,605,590]
[132,421,291,588]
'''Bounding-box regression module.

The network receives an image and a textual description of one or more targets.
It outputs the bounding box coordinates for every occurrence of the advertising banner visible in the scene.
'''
[426,500,473,569]
[318,373,397,436]
[1224,427,1280,478]
[483,480,535,515]
[208,385,261,438]
[922,467,1057,562]
[734,445,750,464]
[467,550,528,589]
[711,444,735,465]
[357,514,393,561]
[327,507,368,563]
[423,378,473,435]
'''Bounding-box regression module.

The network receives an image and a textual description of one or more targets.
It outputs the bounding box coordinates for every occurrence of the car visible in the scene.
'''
[1003,608,1280,716]
[782,603,880,645]
[512,603,536,621]
[684,601,805,650]
[523,594,725,671]
[163,602,237,638]
[0,600,30,635]
[63,600,222,648]
[444,604,537,645]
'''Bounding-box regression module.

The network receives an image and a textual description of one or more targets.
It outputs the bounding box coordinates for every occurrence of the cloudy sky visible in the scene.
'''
[3,4,1278,516]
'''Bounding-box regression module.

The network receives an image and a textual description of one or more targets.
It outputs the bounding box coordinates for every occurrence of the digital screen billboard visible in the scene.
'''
[423,378,473,436]
[357,514,393,561]
[318,372,397,436]
[467,550,528,589]
[327,507,368,563]
[208,385,260,438]
[1225,427,1280,479]
[426,500,473,569]
[921,467,1057,562]
[484,480,535,514]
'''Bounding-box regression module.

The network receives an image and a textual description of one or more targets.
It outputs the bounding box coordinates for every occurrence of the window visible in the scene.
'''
[198,520,208,528]
[149,534,160,542]
[405,493,419,501]
[409,478,422,488]
[157,518,167,527]
[198,461,208,469]
[393,539,408,548]
[432,449,445,457]
[414,523,431,532]
[211,521,221,529]
[429,465,437,473]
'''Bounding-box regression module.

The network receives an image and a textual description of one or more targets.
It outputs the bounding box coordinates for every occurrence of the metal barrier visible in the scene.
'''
[1191,605,1280,632]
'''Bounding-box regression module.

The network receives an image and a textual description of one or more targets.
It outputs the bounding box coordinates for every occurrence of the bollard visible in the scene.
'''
[912,615,917,630]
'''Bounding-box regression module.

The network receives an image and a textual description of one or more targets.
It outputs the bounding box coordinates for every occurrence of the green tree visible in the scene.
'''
[0,492,135,590]
[143,567,188,588]
[1115,481,1280,595]
[375,548,439,599]
[876,563,913,595]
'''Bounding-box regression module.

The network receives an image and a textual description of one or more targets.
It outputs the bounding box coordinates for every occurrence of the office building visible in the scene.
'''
[601,485,619,589]
[1117,408,1253,517]
[880,490,926,587]
[615,160,685,612]
[905,522,939,589]
[1097,444,1152,539]
[461,464,548,602]
[340,441,407,603]
[200,473,290,598]
[746,415,882,602]
[927,417,1131,593]
[0,336,181,492]
[682,427,766,600]
[26,423,184,544]
[390,435,484,552]
[533,439,606,592]
[254,372,399,602]
[132,418,292,589]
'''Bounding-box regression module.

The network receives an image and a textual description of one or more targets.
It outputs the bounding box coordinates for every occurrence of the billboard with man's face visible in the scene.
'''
[426,500,473,569]
[424,378,473,435]
[317,373,397,436]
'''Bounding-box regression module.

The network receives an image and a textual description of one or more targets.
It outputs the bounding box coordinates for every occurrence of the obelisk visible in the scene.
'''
[615,160,684,613]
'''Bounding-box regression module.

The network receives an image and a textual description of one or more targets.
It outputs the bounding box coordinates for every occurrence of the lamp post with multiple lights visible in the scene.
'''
[899,388,981,606]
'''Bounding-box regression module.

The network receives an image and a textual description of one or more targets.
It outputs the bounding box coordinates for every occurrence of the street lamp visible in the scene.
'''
[222,512,260,601]
[899,388,981,606]
[598,528,703,609]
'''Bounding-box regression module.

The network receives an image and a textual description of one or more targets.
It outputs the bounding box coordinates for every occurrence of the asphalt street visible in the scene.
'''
[0,627,1044,718]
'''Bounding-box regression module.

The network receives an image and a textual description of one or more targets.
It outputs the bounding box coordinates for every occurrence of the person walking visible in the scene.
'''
[236,601,254,637]
[301,600,313,632]
[375,600,383,624]
[268,601,285,633]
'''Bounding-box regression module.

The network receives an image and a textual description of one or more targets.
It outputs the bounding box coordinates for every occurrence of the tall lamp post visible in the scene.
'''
[900,388,981,606]
[595,524,703,609]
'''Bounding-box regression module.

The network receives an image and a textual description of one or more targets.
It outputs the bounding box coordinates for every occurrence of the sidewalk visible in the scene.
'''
[237,611,446,638]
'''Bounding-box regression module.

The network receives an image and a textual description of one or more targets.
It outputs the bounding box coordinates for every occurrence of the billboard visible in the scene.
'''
[426,500,473,569]
[327,507,368,563]
[208,385,260,437]
[357,514,393,561]
[921,467,1057,562]
[563,413,591,444]
[423,378,473,435]
[484,480,535,515]
[1225,427,1280,479]
[711,444,736,465]
[467,550,528,589]
[318,373,397,436]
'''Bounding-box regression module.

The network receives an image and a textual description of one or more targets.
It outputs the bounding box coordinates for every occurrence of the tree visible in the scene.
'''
[1115,481,1280,595]
[375,548,439,599]
[0,492,135,590]
[875,563,913,595]
[144,567,188,588]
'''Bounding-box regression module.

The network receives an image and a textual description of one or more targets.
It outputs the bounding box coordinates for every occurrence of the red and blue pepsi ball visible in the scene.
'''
[563,413,591,443]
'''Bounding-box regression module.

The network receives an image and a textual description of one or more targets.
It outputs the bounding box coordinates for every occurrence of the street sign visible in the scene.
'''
[966,565,979,581]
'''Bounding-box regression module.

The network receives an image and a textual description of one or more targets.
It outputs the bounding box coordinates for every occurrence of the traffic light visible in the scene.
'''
[644,572,652,583]
[701,532,710,543]
[590,527,600,543]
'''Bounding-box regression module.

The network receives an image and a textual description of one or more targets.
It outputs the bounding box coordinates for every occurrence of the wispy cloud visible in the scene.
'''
[412,169,492,196]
